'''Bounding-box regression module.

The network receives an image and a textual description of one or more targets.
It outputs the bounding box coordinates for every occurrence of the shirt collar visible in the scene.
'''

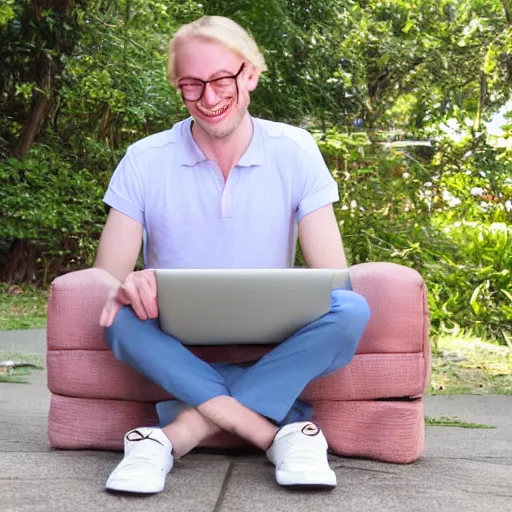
[176,117,208,166]
[176,116,265,168]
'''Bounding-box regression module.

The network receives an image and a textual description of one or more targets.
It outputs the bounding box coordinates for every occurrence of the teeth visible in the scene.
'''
[199,103,230,117]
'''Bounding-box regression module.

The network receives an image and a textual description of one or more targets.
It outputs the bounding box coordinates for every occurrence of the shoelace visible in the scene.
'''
[119,430,169,470]
[126,429,165,447]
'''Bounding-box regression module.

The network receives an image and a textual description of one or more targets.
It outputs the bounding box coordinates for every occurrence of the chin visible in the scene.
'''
[206,124,239,140]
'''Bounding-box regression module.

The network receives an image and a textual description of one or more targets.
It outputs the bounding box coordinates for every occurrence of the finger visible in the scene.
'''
[140,275,158,319]
[123,279,147,320]
[100,296,116,327]
[115,286,132,306]
[145,269,158,297]
[105,300,122,328]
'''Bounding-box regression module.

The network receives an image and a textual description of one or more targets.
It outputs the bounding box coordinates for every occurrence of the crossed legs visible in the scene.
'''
[103,290,370,491]
[105,289,370,455]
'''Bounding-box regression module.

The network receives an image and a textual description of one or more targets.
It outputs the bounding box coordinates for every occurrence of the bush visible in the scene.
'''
[314,130,512,346]
[0,145,106,283]
[427,222,512,346]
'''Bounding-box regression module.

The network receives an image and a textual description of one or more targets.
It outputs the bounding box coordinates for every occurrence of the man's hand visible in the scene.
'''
[100,269,158,328]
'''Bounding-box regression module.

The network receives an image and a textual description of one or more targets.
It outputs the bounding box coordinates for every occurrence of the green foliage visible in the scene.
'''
[314,129,511,344]
[427,222,512,344]
[0,0,15,28]
[316,130,434,266]
[428,134,512,224]
[0,145,106,274]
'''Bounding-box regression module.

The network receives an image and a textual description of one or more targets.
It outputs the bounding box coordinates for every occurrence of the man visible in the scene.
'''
[95,15,370,494]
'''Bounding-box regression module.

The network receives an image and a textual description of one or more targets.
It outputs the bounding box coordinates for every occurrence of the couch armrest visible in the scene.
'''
[350,262,430,355]
[350,262,431,396]
[47,268,120,351]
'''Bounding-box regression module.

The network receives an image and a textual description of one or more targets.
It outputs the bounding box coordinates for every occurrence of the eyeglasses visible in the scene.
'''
[178,63,245,102]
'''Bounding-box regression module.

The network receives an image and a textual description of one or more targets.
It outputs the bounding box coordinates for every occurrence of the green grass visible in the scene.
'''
[428,333,512,396]
[0,367,42,383]
[0,352,44,383]
[0,283,48,330]
[425,416,495,429]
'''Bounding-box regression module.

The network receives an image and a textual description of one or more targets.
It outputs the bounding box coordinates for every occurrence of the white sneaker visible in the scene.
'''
[266,422,337,489]
[105,427,174,494]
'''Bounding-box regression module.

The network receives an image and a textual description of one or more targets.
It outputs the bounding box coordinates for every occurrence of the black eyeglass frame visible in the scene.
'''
[178,63,246,102]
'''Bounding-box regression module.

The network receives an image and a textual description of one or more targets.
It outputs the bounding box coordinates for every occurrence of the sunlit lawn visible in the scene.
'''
[0,283,48,330]
[428,333,512,396]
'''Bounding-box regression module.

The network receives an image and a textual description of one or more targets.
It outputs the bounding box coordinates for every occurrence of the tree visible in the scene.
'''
[1,0,511,285]
[1,1,86,159]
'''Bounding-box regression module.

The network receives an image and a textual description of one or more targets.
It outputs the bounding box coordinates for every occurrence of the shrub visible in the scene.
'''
[313,130,511,345]
[0,145,106,283]
[427,222,512,346]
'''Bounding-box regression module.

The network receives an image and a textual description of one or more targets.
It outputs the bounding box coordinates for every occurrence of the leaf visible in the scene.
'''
[470,282,487,316]
[402,18,415,34]
[502,290,512,303]
[502,330,512,350]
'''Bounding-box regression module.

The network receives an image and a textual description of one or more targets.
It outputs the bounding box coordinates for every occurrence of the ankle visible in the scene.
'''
[198,396,278,450]
[162,408,221,458]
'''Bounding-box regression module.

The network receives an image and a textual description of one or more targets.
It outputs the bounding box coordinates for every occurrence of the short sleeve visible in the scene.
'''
[103,146,145,224]
[296,134,339,222]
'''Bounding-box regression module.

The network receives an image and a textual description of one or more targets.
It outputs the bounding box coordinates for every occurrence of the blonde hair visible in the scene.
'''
[167,16,267,86]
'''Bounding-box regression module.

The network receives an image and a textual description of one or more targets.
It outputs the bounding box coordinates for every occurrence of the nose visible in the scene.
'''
[201,83,221,107]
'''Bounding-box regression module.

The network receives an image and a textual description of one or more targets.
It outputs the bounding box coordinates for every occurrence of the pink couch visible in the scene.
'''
[46,262,431,463]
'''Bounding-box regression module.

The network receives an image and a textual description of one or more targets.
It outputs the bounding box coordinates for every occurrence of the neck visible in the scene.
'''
[191,114,253,178]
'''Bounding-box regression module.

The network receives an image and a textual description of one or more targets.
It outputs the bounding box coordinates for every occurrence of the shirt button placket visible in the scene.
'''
[221,169,238,219]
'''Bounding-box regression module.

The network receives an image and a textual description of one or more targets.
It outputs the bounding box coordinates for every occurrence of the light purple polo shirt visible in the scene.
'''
[103,116,339,269]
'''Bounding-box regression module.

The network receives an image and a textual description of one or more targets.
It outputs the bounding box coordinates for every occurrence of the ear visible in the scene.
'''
[245,65,261,92]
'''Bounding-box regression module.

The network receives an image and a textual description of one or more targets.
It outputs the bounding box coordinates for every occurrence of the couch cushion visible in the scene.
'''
[350,262,430,355]
[47,349,428,402]
[48,393,424,463]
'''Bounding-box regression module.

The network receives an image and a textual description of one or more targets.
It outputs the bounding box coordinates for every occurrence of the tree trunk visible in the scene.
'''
[1,240,41,283]
[98,107,112,141]
[13,0,78,159]
[13,58,55,159]
[501,0,512,27]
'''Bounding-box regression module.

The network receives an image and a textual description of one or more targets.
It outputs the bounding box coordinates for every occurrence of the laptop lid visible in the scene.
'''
[155,268,351,346]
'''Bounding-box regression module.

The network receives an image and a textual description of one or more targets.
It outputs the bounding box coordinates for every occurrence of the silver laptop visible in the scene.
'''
[154,268,351,346]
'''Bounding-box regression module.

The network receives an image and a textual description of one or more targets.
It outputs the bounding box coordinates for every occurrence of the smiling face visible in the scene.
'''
[175,38,260,140]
